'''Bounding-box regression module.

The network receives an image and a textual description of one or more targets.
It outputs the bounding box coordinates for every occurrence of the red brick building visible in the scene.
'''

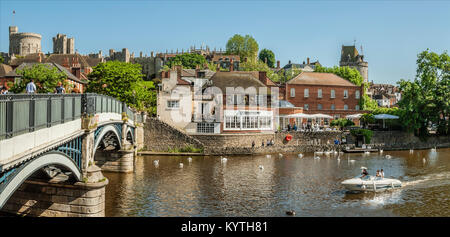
[285,72,365,123]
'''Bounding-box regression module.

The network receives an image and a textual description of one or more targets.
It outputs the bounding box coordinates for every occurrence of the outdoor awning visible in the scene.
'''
[374,114,399,119]
[346,113,363,119]
[285,113,314,118]
[310,113,333,119]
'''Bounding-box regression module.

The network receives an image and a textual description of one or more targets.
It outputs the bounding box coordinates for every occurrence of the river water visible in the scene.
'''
[104,148,450,217]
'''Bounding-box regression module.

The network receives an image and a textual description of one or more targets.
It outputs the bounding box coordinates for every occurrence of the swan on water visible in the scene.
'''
[259,165,264,170]
[410,149,414,153]
[153,160,159,166]
[279,153,283,158]
[386,155,392,159]
[266,154,271,158]
[379,149,383,153]
[179,163,184,168]
[221,157,228,163]
[188,157,192,163]
[298,153,304,158]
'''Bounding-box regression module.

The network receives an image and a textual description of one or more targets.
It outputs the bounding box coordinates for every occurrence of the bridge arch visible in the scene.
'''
[0,151,82,208]
[94,125,123,152]
[126,127,135,144]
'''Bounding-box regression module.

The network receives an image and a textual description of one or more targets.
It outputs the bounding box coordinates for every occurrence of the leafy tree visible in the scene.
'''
[359,94,379,111]
[258,49,275,68]
[10,63,67,93]
[226,34,259,62]
[166,53,207,69]
[314,65,364,86]
[350,129,374,144]
[0,55,4,64]
[239,60,281,82]
[330,118,354,129]
[397,49,449,136]
[87,61,156,114]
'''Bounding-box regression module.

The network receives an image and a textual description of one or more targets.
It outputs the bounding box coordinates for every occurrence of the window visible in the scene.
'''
[167,100,179,109]
[355,105,360,110]
[290,88,295,97]
[304,89,309,98]
[317,104,322,110]
[344,90,348,98]
[355,90,360,99]
[344,104,348,110]
[331,104,335,110]
[304,104,309,110]
[331,89,335,98]
[197,123,215,133]
[317,89,322,98]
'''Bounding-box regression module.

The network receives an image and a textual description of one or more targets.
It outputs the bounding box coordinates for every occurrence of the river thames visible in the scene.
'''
[104,148,450,217]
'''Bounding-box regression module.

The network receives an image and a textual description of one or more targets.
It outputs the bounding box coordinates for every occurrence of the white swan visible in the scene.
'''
[259,165,264,170]
[279,153,283,158]
[179,163,184,168]
[298,153,304,158]
[314,156,320,160]
[266,154,271,158]
[410,149,414,153]
[153,160,159,166]
[386,155,391,159]
[379,149,384,154]
[221,157,228,163]
[187,157,192,163]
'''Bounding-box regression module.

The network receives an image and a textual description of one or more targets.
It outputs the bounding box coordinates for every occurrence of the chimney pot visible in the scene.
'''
[307,57,310,64]
[277,60,280,69]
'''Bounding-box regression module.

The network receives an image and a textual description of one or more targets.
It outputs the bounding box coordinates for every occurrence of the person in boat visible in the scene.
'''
[380,169,385,179]
[361,169,369,178]
[376,170,381,177]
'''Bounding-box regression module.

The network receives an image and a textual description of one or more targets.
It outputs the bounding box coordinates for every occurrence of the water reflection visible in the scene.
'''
[104,148,450,217]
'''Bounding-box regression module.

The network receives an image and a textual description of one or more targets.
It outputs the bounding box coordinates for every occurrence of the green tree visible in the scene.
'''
[0,55,4,64]
[10,64,67,93]
[166,53,207,69]
[87,61,156,114]
[258,49,275,68]
[239,60,281,82]
[314,65,364,86]
[397,49,449,135]
[226,34,259,61]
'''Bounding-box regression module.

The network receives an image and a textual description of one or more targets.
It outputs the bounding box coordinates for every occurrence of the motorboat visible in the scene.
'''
[341,175,402,192]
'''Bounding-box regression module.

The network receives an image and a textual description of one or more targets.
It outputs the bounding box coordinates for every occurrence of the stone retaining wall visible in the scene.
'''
[370,131,450,150]
[143,118,204,151]
[1,179,107,217]
[193,131,345,155]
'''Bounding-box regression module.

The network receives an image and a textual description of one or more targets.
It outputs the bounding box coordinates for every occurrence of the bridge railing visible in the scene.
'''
[0,93,139,141]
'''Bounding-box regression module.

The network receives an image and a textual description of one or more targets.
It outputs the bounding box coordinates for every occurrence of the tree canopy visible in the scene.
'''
[226,34,259,62]
[314,65,364,86]
[259,49,275,68]
[10,63,68,93]
[166,53,207,69]
[239,60,281,82]
[87,61,156,114]
[397,49,449,135]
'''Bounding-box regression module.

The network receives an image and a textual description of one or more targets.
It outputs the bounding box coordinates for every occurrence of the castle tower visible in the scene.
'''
[9,25,42,56]
[339,45,368,83]
[53,33,75,54]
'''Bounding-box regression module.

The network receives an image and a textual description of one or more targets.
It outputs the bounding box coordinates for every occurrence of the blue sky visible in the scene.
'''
[1,0,449,84]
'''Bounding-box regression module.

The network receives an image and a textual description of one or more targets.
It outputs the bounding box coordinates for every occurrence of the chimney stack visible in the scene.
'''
[277,60,280,69]
[288,60,291,64]
[307,57,310,64]
[175,65,182,80]
[229,58,234,71]
[259,71,267,84]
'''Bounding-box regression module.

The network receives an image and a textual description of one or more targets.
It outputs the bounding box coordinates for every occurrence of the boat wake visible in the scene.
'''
[401,171,450,189]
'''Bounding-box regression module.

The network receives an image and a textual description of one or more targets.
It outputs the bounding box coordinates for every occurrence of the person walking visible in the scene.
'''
[55,82,65,94]
[26,79,37,94]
